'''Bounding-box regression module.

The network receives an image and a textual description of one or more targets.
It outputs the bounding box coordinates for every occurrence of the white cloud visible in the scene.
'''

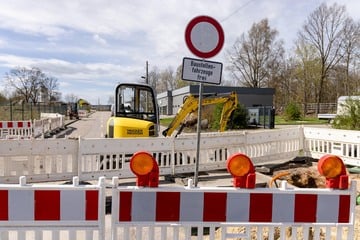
[93,34,107,46]
[0,0,359,104]
[0,38,7,48]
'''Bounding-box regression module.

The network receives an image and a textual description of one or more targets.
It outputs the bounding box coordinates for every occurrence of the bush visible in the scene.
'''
[284,102,302,121]
[211,103,223,130]
[210,103,248,130]
[332,98,360,130]
[228,104,248,129]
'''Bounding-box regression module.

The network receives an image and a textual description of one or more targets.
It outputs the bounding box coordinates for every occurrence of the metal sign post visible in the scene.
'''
[194,82,203,187]
[184,15,224,187]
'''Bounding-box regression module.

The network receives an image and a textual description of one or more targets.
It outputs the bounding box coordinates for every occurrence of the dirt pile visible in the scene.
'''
[273,166,326,188]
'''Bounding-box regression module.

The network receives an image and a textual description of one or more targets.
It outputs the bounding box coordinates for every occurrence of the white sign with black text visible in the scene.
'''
[182,57,222,85]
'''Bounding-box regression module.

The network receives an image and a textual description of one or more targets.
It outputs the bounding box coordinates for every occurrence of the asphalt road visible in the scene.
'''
[64,111,111,138]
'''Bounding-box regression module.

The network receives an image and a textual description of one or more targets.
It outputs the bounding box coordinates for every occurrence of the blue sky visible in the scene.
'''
[0,0,359,105]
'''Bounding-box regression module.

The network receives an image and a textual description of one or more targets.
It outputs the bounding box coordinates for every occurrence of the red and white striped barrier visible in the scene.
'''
[0,176,105,240]
[111,177,357,239]
[0,121,33,139]
[78,109,88,118]
[112,182,354,223]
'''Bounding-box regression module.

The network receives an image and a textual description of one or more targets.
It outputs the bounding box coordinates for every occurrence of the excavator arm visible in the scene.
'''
[162,92,238,137]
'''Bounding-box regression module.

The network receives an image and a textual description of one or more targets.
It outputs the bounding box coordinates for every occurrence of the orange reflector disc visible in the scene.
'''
[318,155,343,178]
[227,154,252,177]
[130,152,154,176]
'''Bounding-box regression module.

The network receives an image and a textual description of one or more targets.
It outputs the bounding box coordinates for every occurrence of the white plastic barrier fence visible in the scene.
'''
[1,115,64,140]
[34,113,65,138]
[0,176,105,240]
[303,127,360,167]
[111,177,357,240]
[0,139,78,183]
[0,121,33,140]
[2,126,360,184]
[78,127,302,181]
[78,110,88,118]
[32,119,49,138]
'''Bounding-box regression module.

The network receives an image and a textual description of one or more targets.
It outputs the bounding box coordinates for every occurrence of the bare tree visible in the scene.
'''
[64,93,78,103]
[4,66,59,103]
[157,67,175,92]
[341,18,360,95]
[0,92,6,103]
[107,95,114,105]
[227,18,284,88]
[148,66,161,93]
[42,76,59,102]
[294,40,322,114]
[174,64,190,89]
[297,3,349,113]
[5,67,39,103]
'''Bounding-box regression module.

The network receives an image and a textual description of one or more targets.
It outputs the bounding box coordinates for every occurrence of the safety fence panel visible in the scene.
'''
[3,126,360,184]
[77,137,175,180]
[0,127,303,183]
[78,110,89,118]
[36,113,65,138]
[0,139,78,183]
[32,119,51,138]
[111,177,357,240]
[0,176,105,240]
[0,121,33,140]
[78,128,302,182]
[0,116,64,140]
[303,127,360,167]
[0,178,356,240]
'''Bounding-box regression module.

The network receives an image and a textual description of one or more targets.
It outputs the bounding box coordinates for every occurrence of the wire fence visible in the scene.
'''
[0,101,68,121]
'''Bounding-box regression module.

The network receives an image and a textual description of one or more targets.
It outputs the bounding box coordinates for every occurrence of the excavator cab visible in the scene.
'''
[106,83,159,138]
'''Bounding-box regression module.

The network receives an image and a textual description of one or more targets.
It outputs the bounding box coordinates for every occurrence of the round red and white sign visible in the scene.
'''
[185,15,224,59]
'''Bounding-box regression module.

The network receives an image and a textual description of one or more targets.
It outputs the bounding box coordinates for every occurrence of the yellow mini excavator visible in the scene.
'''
[106,83,159,138]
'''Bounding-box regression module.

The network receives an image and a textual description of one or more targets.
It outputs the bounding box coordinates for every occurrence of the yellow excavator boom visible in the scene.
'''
[162,92,238,137]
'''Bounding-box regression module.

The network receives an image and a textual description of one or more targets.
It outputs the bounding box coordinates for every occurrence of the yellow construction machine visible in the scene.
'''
[106,83,159,138]
[162,92,238,137]
[106,82,238,138]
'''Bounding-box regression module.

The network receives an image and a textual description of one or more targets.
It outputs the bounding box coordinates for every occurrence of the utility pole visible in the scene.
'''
[141,61,149,85]
[145,60,149,84]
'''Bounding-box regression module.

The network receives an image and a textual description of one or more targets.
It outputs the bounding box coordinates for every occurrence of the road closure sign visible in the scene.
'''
[182,57,222,85]
[185,15,224,59]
